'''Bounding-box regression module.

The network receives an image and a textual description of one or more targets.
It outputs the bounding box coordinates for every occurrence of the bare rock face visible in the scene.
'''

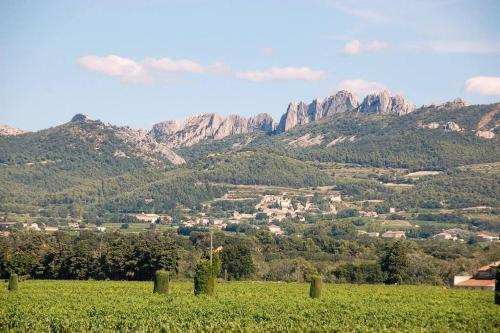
[322,90,359,117]
[0,125,26,136]
[443,121,462,132]
[150,120,180,141]
[114,126,185,165]
[475,130,495,139]
[151,113,276,147]
[359,91,415,115]
[248,113,276,132]
[277,90,359,133]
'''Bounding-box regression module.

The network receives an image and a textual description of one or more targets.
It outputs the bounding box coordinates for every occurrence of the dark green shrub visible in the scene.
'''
[153,270,169,295]
[309,275,322,298]
[8,273,18,292]
[194,259,215,296]
[495,267,499,305]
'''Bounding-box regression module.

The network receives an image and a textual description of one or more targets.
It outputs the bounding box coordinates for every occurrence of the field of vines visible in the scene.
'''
[1,280,499,332]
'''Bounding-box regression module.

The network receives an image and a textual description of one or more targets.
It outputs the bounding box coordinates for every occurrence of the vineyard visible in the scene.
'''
[1,280,499,332]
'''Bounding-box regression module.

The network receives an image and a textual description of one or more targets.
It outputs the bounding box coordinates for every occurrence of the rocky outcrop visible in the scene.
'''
[322,90,359,116]
[115,126,185,165]
[0,125,26,136]
[475,130,495,139]
[277,90,359,132]
[151,113,276,147]
[359,90,414,115]
[440,98,467,109]
[443,121,462,132]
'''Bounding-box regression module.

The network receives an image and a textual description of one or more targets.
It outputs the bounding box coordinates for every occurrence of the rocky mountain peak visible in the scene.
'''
[359,91,414,115]
[322,90,360,117]
[151,112,276,147]
[277,90,362,133]
[150,120,180,141]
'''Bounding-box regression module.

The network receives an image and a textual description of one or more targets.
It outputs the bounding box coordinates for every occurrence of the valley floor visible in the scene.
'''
[1,280,498,332]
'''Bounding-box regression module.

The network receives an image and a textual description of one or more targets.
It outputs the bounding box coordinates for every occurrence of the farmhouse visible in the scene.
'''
[134,213,161,223]
[381,231,406,239]
[453,261,499,290]
[432,232,456,240]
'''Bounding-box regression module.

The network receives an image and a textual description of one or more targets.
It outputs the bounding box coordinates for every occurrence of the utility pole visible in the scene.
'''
[210,229,213,266]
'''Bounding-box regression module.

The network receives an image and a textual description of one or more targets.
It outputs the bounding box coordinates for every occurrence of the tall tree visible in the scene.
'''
[221,242,255,280]
[381,241,408,284]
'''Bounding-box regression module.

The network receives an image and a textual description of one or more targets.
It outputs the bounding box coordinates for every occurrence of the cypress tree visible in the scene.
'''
[309,275,322,299]
[207,275,215,296]
[194,259,214,296]
[8,273,18,292]
[495,266,499,305]
[153,270,169,295]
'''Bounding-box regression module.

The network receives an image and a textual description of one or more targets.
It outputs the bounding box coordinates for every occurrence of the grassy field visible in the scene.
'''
[1,280,499,332]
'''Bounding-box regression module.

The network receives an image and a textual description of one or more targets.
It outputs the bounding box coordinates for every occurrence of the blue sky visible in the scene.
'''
[1,0,500,131]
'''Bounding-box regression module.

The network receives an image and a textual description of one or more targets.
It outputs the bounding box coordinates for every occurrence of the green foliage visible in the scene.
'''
[309,275,322,298]
[199,151,333,188]
[382,241,409,284]
[333,263,386,284]
[153,270,169,295]
[221,241,255,280]
[8,273,18,291]
[194,259,214,296]
[0,231,179,280]
[2,280,499,331]
[496,267,500,305]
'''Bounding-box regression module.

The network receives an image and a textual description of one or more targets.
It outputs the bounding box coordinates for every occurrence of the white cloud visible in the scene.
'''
[146,58,205,73]
[79,55,230,83]
[342,40,388,55]
[465,76,500,96]
[78,55,150,84]
[235,67,326,82]
[337,79,388,96]
[405,41,500,54]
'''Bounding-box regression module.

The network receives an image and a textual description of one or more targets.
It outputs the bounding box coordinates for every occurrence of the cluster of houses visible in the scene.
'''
[133,213,172,223]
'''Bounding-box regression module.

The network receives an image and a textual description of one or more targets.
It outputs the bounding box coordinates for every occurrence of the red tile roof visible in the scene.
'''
[455,279,495,287]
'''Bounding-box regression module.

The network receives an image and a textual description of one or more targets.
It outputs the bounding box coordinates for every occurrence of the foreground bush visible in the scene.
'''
[8,273,18,291]
[194,259,215,296]
[309,276,322,298]
[153,270,169,295]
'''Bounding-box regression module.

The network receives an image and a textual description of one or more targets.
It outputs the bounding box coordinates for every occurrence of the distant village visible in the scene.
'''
[1,191,498,245]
